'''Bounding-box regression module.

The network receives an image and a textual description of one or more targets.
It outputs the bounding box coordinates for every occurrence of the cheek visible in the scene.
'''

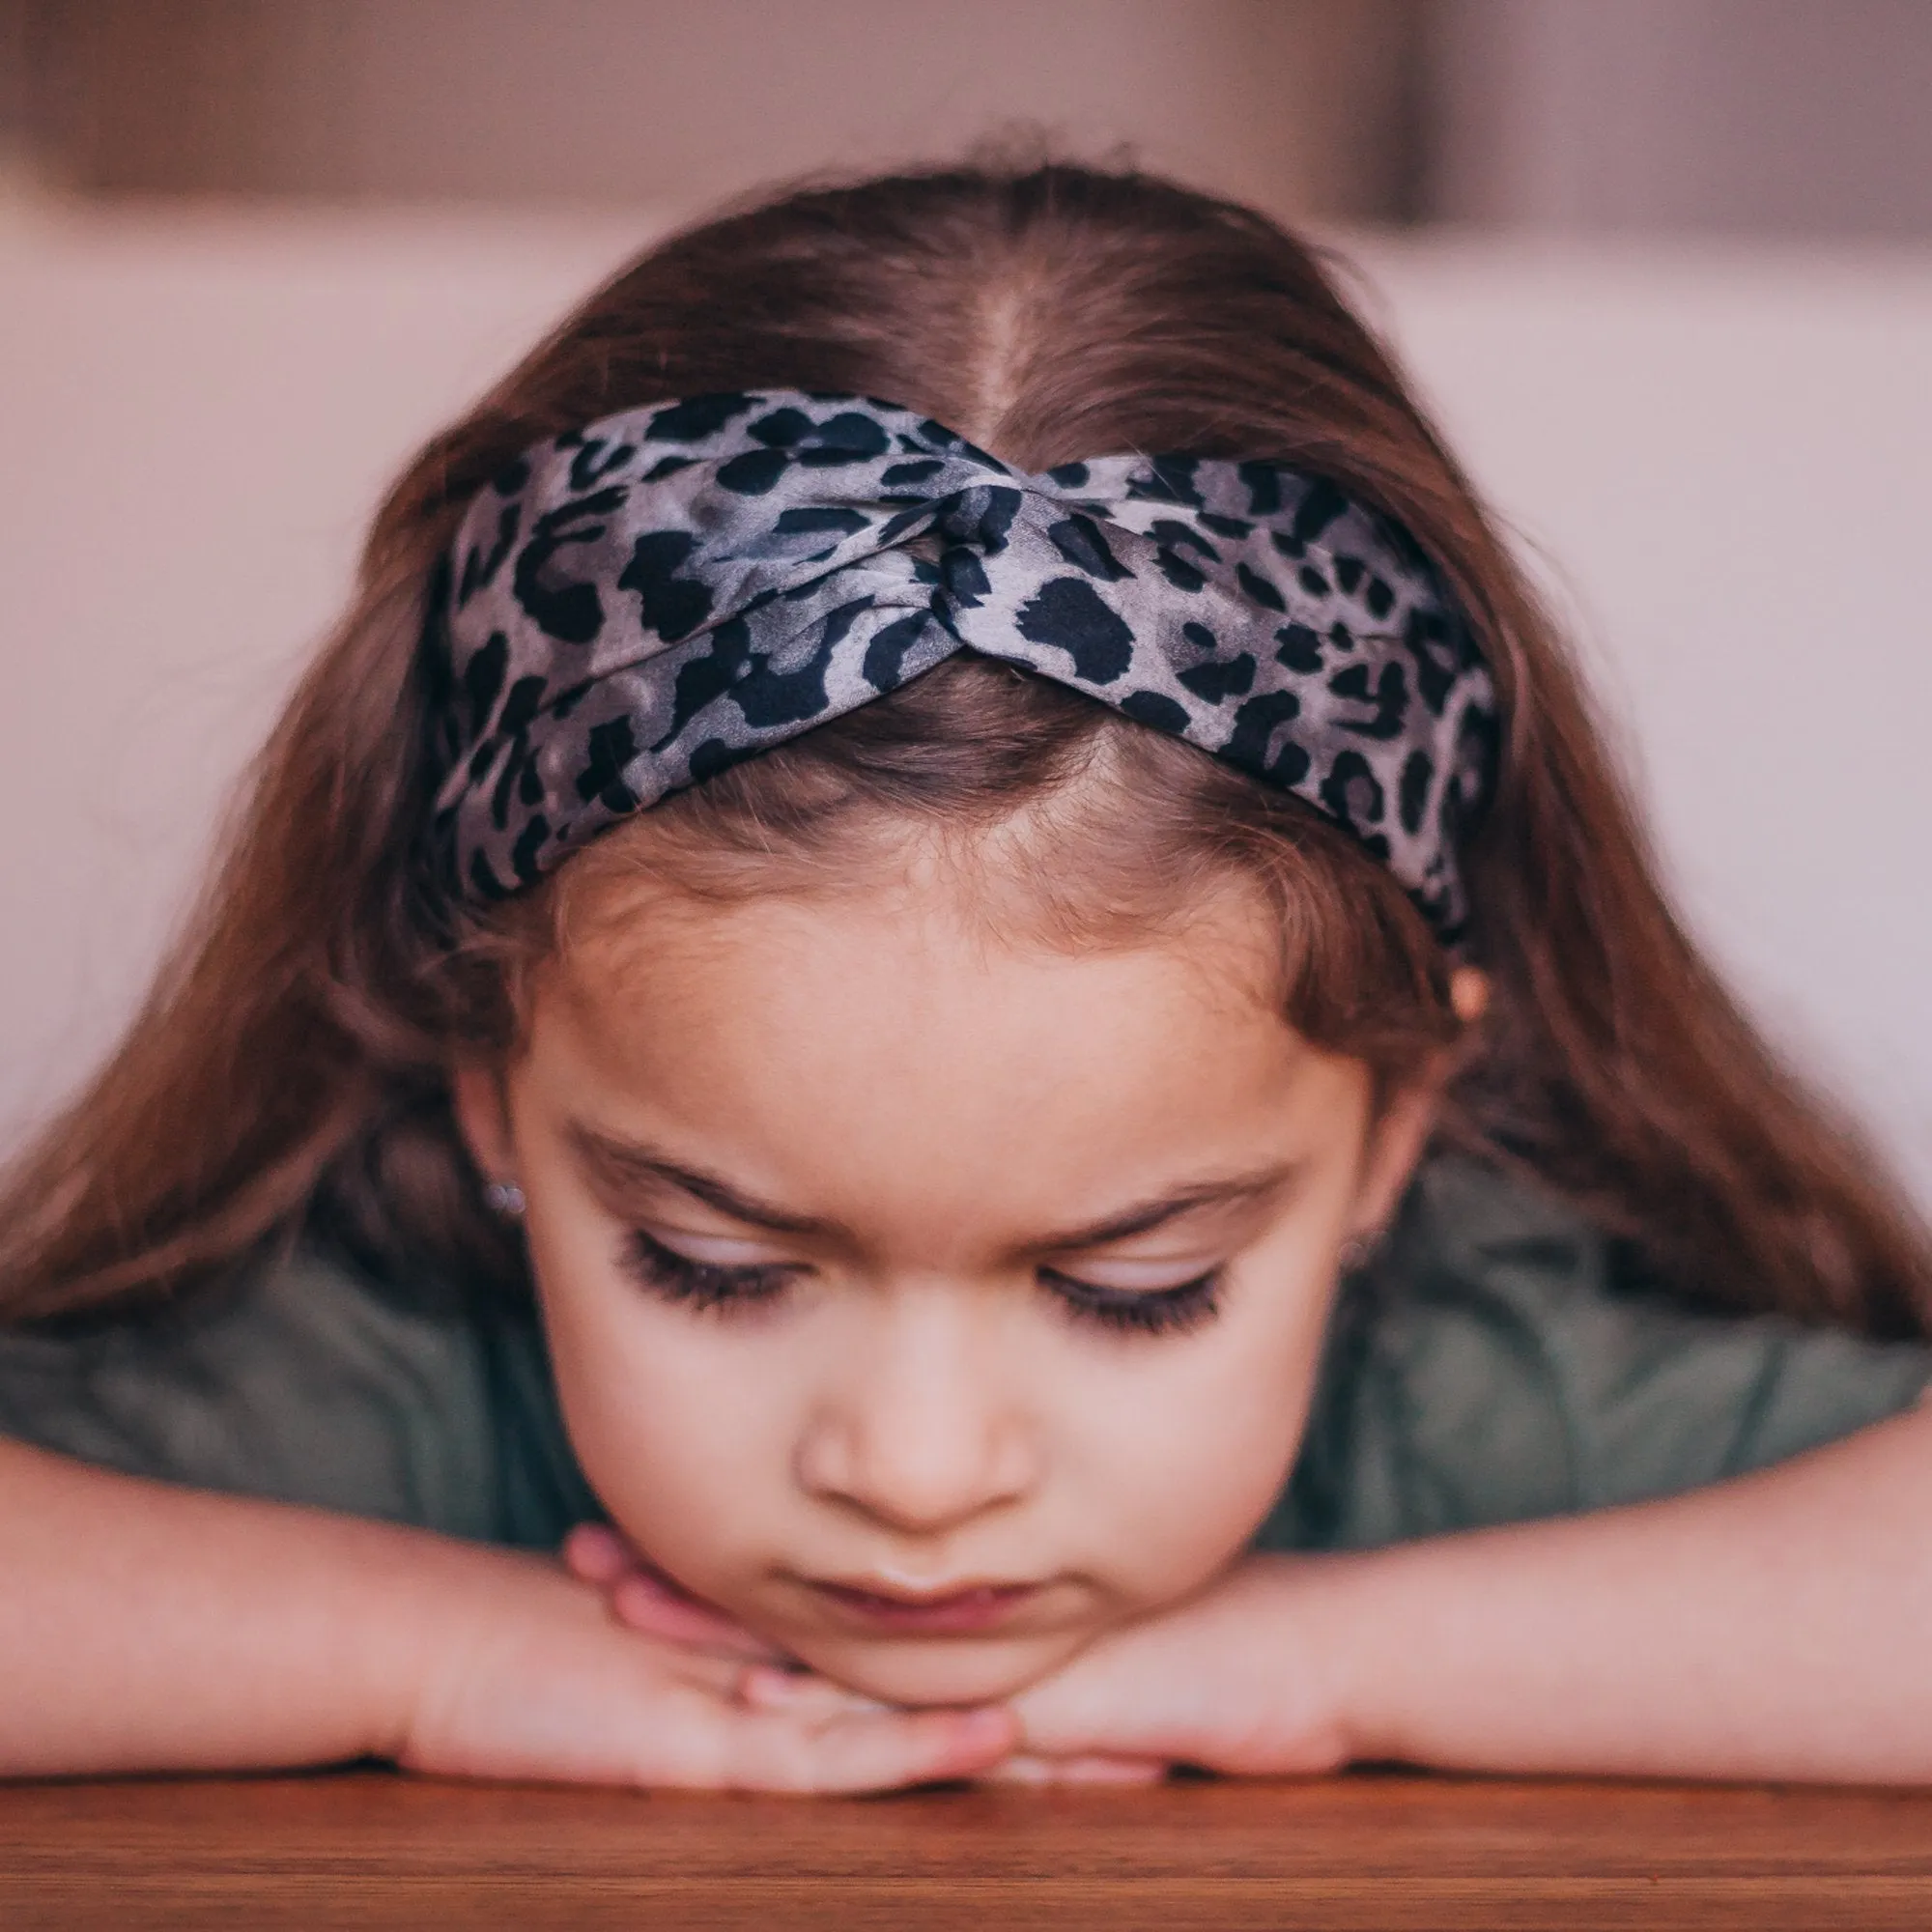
[524,1224,797,1574]
[1064,1301,1327,1601]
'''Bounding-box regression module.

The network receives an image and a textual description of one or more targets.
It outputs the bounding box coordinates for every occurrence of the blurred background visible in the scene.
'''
[3,2,1931,1194]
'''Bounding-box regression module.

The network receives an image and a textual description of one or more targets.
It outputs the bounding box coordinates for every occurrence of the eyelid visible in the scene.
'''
[1043,1206,1258,1291]
[1042,1254,1227,1294]
[636,1223,801,1269]
[1050,1185,1282,1277]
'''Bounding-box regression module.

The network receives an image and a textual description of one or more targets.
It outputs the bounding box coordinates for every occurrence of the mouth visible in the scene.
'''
[805,1576,1043,1635]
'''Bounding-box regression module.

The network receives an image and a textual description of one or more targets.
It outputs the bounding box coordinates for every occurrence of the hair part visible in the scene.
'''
[3,155,1927,1335]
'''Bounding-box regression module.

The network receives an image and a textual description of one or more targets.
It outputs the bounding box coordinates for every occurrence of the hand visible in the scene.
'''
[562,1523,787,1663]
[564,1526,1344,1784]
[1009,1554,1354,1777]
[565,1526,1165,1785]
[396,1542,1014,1792]
[563,1523,941,1733]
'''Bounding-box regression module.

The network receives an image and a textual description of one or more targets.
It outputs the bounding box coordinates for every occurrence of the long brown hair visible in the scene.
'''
[4,159,1927,1334]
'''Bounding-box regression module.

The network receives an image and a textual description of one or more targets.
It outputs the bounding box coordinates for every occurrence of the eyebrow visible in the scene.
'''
[566,1122,1294,1253]
[568,1124,835,1236]
[1029,1169,1297,1252]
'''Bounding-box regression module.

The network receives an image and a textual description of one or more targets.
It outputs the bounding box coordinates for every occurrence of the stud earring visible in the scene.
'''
[1339,1233,1375,1273]
[484,1179,527,1220]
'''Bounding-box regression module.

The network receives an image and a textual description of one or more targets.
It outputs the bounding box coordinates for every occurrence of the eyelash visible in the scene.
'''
[1037,1265,1225,1337]
[620,1233,1224,1338]
[620,1231,798,1313]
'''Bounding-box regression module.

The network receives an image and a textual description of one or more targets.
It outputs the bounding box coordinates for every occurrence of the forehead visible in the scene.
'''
[524,865,1369,1248]
[547,838,1283,1068]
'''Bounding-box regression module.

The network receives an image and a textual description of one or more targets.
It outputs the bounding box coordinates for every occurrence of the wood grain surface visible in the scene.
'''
[6,1769,1931,1930]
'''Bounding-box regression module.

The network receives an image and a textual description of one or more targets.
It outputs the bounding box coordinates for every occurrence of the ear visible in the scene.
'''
[1350,966,1489,1241]
[1351,1077,1440,1242]
[1448,965,1489,1029]
[450,1064,517,1183]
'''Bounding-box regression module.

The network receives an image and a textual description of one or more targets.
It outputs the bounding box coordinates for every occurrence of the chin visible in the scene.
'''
[792,1629,1089,1707]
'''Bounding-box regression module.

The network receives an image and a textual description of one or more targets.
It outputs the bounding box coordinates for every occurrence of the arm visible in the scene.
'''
[1325,1395,1932,1780]
[0,1436,1011,1787]
[1011,1401,1932,1782]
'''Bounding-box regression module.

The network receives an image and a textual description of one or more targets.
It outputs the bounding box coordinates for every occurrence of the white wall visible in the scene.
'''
[1428,0,1932,238]
[1350,235,1932,1197]
[29,0,1417,222]
[4,202,1930,1196]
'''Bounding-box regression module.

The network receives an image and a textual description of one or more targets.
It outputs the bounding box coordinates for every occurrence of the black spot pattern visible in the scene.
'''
[615,530,713,643]
[1014,579,1135,684]
[1178,653,1257,704]
[431,392,1496,938]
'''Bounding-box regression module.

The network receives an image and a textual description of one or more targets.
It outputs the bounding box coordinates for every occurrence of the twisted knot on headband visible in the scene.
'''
[430,391,1497,937]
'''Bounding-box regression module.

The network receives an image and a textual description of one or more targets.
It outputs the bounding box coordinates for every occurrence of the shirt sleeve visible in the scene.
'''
[0,1246,598,1548]
[1258,1158,1932,1551]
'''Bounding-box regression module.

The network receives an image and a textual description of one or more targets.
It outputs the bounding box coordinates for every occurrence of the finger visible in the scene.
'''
[980,1750,1170,1786]
[1010,1654,1182,1757]
[737,1663,889,1720]
[1034,1753,1170,1785]
[563,1528,780,1659]
[561,1523,634,1584]
[611,1572,786,1662]
[719,1702,1018,1795]
[651,1639,752,1700]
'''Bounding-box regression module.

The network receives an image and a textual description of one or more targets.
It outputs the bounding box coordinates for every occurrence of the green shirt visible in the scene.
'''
[2,1159,1925,1552]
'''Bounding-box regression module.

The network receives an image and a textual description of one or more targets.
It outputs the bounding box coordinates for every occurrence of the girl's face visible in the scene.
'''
[458,854,1436,1707]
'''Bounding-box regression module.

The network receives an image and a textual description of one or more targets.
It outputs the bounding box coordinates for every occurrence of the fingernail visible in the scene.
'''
[956,1706,1016,1748]
[739,1665,799,1709]
[563,1524,622,1578]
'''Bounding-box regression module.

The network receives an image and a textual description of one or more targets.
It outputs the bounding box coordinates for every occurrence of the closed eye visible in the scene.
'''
[620,1229,804,1313]
[1037,1264,1224,1337]
[622,1228,1225,1337]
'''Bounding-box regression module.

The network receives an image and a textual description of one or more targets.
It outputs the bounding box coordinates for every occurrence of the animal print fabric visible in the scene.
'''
[432,392,1497,936]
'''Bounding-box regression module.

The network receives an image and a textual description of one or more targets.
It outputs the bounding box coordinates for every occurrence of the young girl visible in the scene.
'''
[4,160,1931,1793]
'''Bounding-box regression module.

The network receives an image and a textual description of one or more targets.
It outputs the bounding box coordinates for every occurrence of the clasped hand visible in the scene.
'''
[555,1525,1353,1789]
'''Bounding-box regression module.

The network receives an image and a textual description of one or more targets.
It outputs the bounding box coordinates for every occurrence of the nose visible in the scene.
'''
[795,1287,1038,1536]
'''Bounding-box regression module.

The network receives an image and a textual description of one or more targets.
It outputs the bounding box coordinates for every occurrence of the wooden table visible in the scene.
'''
[5,1770,1931,1929]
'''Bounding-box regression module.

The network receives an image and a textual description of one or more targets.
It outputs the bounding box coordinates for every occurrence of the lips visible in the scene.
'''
[807,1577,1041,1634]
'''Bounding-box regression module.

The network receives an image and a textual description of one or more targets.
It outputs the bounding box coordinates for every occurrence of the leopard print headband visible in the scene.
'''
[430,392,1497,938]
